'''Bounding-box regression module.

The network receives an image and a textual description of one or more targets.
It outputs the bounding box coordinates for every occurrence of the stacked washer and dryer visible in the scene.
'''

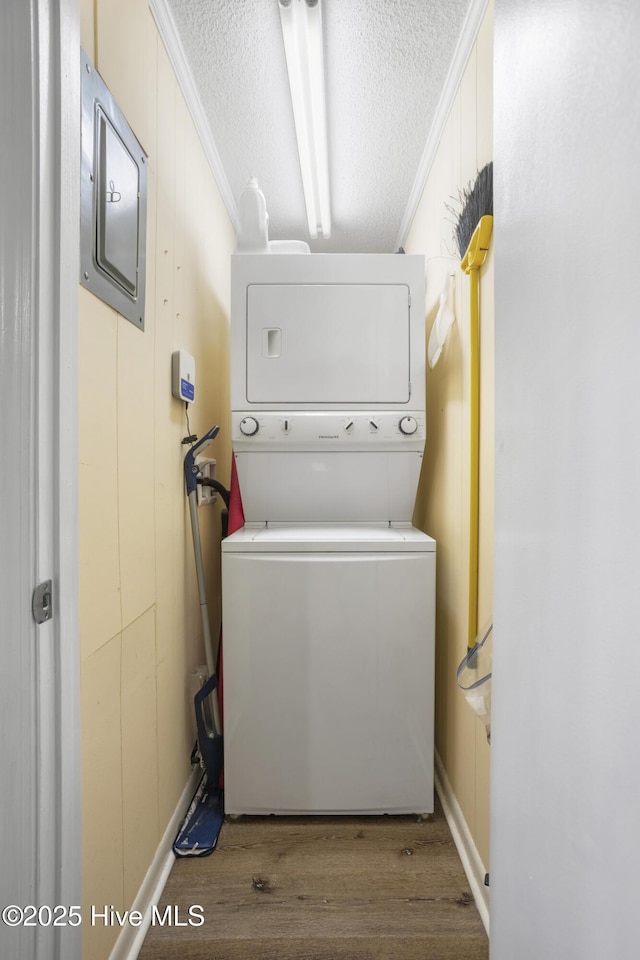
[221,253,435,816]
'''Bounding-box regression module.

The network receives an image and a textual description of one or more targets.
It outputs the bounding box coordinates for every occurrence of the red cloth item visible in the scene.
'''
[227,455,245,535]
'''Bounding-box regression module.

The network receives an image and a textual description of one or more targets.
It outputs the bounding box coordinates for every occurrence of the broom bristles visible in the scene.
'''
[449,162,493,259]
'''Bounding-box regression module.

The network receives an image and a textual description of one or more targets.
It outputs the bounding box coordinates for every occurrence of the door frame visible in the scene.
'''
[0,0,81,956]
[45,1,82,956]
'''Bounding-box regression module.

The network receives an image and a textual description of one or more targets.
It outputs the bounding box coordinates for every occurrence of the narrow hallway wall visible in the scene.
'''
[491,0,640,955]
[405,0,493,874]
[79,1,234,957]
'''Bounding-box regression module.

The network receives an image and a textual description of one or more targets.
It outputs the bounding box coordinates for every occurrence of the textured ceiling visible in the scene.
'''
[165,0,473,252]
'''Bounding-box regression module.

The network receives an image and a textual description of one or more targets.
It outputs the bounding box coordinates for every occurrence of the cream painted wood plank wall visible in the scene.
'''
[407,0,493,869]
[79,2,234,957]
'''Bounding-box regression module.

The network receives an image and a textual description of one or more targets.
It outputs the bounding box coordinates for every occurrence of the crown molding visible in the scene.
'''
[149,0,238,229]
[395,0,490,251]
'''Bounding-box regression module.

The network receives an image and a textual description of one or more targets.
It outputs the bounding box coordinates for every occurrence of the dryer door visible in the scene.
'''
[246,283,411,405]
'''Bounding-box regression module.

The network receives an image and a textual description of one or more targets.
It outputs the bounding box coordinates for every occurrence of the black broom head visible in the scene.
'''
[450,162,493,260]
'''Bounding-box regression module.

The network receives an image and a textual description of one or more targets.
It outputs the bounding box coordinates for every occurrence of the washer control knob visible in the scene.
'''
[399,416,418,436]
[239,416,259,437]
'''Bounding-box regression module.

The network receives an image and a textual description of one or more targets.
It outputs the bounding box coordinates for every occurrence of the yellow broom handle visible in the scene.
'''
[460,215,493,652]
[468,266,480,652]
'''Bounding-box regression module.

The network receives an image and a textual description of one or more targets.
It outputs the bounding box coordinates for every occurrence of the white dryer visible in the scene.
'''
[222,254,435,815]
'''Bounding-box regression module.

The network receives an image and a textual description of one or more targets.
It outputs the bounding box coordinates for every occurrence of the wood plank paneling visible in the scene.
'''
[139,802,488,959]
[406,0,494,876]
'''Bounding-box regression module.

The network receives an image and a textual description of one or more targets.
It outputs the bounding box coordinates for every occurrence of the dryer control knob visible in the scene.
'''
[239,416,259,437]
[399,416,418,435]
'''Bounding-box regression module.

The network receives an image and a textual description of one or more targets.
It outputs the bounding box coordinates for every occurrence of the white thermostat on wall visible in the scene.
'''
[172,349,196,403]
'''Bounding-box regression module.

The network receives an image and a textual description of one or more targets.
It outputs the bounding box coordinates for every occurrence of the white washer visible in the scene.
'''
[222,524,435,815]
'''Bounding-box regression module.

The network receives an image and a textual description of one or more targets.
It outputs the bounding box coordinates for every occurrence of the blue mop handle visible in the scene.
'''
[184,424,222,734]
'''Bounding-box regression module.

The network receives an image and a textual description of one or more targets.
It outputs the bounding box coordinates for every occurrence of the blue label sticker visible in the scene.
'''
[181,378,195,401]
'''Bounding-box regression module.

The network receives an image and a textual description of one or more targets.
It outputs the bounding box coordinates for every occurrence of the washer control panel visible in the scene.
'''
[232,411,425,449]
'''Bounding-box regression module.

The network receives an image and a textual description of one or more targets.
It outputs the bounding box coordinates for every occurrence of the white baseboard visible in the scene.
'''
[108,765,203,960]
[434,749,490,936]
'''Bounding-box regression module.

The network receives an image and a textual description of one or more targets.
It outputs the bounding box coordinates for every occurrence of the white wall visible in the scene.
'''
[491,1,640,956]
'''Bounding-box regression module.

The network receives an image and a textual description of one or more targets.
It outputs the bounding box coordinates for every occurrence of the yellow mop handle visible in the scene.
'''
[461,215,493,652]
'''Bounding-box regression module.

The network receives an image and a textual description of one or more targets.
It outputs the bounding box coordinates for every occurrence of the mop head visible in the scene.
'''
[173,774,224,857]
[447,162,493,259]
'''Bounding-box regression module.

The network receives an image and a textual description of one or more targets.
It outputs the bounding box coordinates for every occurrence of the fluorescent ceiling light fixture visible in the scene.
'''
[278,0,331,239]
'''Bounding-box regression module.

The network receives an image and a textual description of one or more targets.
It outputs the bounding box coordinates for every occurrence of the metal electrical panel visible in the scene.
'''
[80,50,147,329]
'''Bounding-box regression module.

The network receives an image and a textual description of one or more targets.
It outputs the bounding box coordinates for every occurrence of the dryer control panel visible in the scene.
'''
[232,411,425,452]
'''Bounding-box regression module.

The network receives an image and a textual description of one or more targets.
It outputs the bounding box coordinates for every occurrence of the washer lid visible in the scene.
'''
[222,523,436,553]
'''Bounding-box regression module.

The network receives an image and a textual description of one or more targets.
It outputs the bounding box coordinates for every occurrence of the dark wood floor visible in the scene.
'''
[139,798,488,959]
